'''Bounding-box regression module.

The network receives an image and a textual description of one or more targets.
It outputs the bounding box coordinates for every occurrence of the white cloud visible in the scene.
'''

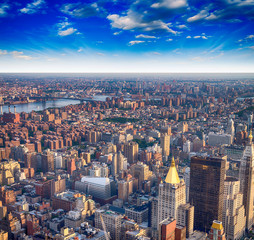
[187,10,208,22]
[166,38,173,41]
[128,40,145,46]
[58,27,77,36]
[56,19,79,37]
[20,0,45,14]
[249,46,254,50]
[96,52,105,56]
[246,35,254,39]
[187,34,209,39]
[177,24,187,29]
[61,2,102,18]
[152,52,161,55]
[113,31,122,35]
[0,50,8,55]
[11,51,33,60]
[77,48,83,53]
[151,0,187,9]
[135,34,156,39]
[107,12,176,34]
[0,3,9,17]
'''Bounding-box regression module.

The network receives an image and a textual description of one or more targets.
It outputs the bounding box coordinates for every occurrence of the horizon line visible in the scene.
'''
[1,72,254,74]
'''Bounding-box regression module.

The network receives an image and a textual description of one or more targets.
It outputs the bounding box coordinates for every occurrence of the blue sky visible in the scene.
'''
[0,0,254,72]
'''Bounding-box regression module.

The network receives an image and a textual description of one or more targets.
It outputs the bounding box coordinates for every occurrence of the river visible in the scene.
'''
[1,95,134,114]
[1,99,82,114]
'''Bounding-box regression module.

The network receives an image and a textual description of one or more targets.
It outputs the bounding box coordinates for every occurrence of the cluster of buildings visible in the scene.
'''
[0,77,254,240]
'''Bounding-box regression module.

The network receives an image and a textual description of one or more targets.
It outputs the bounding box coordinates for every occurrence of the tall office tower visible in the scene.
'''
[124,141,139,164]
[91,131,98,144]
[160,134,170,159]
[183,168,190,202]
[118,179,133,203]
[130,162,153,190]
[223,177,246,240]
[189,156,226,232]
[112,152,126,177]
[206,221,226,240]
[177,203,194,238]
[239,130,254,230]
[41,149,54,173]
[117,151,125,173]
[158,158,186,229]
[112,153,118,177]
[248,114,253,130]
[226,118,235,142]
[148,197,158,230]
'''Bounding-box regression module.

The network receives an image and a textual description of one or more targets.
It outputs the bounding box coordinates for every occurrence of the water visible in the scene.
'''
[1,99,81,114]
[0,95,116,114]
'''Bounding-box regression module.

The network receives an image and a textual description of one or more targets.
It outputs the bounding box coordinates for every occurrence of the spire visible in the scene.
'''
[171,156,176,167]
[249,129,253,143]
[165,156,180,184]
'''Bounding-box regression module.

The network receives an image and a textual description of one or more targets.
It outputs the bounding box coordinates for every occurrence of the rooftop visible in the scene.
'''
[81,177,111,186]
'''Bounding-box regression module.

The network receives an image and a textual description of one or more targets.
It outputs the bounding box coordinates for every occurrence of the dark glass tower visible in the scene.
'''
[189,156,226,232]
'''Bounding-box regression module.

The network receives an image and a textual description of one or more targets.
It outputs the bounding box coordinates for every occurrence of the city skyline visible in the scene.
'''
[0,0,254,73]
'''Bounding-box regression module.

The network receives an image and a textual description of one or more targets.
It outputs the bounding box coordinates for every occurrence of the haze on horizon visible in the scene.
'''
[0,0,254,73]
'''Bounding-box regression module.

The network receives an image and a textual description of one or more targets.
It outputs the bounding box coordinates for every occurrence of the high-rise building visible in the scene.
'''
[41,150,54,173]
[95,210,122,240]
[183,168,190,202]
[148,197,158,230]
[118,179,133,203]
[112,153,118,177]
[67,158,76,176]
[130,162,153,190]
[223,177,246,240]
[239,130,254,230]
[248,114,253,130]
[177,203,194,238]
[226,118,235,136]
[206,220,226,240]
[189,156,226,232]
[158,158,186,229]
[124,141,139,164]
[0,201,7,220]
[160,134,170,159]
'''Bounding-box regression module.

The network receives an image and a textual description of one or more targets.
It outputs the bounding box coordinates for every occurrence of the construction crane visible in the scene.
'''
[100,214,110,240]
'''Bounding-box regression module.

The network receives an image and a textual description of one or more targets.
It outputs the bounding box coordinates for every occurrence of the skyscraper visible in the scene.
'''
[124,141,139,164]
[223,177,246,240]
[226,118,235,143]
[130,162,153,190]
[160,134,170,159]
[158,157,186,229]
[112,151,126,177]
[239,130,254,230]
[189,156,226,232]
